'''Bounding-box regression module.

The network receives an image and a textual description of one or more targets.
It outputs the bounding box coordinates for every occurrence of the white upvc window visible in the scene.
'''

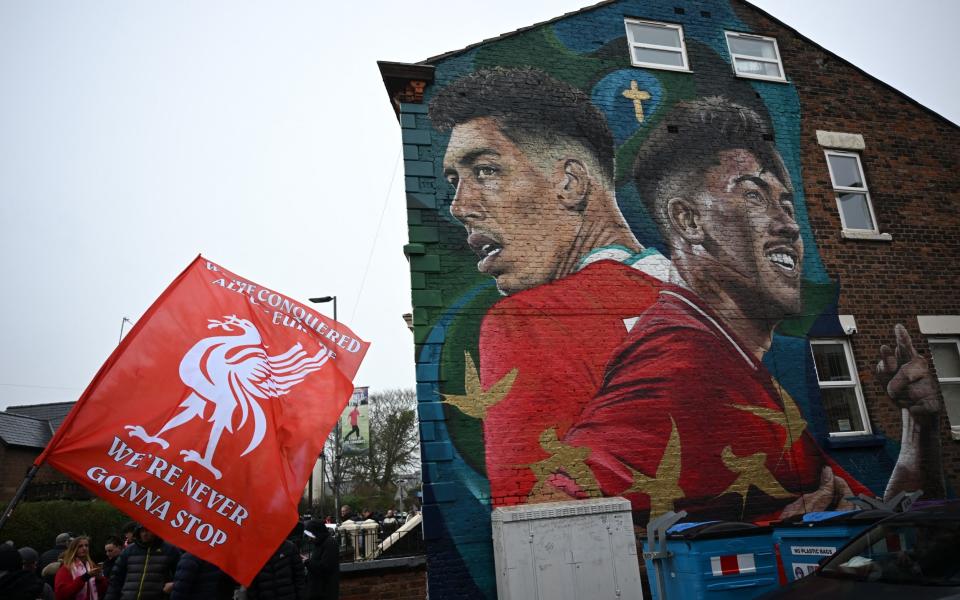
[624,19,690,72]
[825,150,880,234]
[724,31,786,82]
[810,339,872,436]
[929,337,960,440]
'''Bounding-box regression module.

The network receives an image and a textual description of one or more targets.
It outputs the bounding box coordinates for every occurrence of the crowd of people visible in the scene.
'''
[0,518,340,600]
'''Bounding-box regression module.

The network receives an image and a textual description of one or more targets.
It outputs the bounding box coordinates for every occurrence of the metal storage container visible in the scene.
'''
[492,497,643,600]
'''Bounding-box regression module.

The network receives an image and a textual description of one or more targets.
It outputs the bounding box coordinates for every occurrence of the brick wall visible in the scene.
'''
[387,0,959,597]
[340,560,427,600]
[0,444,74,499]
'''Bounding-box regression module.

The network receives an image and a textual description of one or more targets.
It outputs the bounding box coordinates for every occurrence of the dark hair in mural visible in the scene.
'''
[634,96,790,235]
[429,67,616,183]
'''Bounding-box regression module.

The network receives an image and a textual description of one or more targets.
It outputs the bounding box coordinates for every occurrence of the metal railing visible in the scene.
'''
[336,514,424,562]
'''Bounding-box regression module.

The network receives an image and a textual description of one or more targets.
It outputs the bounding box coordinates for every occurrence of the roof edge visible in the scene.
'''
[377,61,436,120]
[5,401,77,409]
[416,0,617,65]
[382,0,956,129]
[736,0,957,129]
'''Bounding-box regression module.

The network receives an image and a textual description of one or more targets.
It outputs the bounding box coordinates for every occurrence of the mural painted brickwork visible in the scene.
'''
[388,1,959,597]
[733,2,960,501]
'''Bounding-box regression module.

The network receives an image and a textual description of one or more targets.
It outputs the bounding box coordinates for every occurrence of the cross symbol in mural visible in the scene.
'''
[622,80,652,123]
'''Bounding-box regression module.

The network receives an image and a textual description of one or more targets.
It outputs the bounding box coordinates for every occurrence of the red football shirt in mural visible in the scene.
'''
[476,260,663,506]
[562,285,870,522]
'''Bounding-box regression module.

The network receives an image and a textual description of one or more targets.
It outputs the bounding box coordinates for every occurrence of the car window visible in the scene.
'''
[821,521,960,585]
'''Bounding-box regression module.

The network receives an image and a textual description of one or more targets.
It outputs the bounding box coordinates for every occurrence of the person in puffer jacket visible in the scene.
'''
[104,525,180,600]
[169,553,236,600]
[245,523,306,600]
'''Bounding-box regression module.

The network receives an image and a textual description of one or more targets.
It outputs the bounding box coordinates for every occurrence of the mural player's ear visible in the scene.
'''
[666,197,704,244]
[557,159,589,211]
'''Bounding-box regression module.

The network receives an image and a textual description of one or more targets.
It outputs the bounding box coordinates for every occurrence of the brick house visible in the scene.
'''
[379,0,959,596]
[1,402,85,500]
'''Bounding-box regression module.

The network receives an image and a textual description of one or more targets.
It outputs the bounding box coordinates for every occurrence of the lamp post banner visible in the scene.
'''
[340,386,369,456]
[37,255,369,585]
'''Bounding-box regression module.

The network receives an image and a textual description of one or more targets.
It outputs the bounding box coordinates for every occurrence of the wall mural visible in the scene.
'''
[407,1,946,597]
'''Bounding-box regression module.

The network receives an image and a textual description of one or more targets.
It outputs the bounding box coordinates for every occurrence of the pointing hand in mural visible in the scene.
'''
[876,324,945,497]
[780,467,855,518]
[877,324,941,416]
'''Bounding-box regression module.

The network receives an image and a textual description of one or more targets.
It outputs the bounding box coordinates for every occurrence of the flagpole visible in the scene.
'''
[0,464,40,532]
[4,315,136,531]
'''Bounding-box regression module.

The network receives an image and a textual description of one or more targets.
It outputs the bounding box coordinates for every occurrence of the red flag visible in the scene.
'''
[38,256,368,585]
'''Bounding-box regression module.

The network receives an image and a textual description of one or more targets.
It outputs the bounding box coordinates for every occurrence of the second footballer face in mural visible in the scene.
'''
[686,147,803,322]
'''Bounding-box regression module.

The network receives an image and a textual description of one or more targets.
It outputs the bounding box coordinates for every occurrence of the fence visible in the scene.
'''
[23,481,90,501]
[337,514,425,562]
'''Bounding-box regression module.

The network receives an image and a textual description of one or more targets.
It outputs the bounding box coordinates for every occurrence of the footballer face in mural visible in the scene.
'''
[442,116,589,295]
[685,148,802,322]
[431,68,642,295]
[637,97,804,355]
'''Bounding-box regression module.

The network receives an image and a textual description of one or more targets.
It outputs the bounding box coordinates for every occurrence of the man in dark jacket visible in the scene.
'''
[304,520,338,600]
[0,547,46,600]
[38,532,70,585]
[105,525,180,600]
[245,524,306,600]
[17,547,53,600]
[170,552,236,600]
[102,537,123,580]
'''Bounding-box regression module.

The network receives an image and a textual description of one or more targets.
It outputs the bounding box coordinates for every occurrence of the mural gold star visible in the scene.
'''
[441,351,517,420]
[527,428,601,500]
[729,383,807,452]
[623,417,684,518]
[719,446,793,517]
[622,80,652,123]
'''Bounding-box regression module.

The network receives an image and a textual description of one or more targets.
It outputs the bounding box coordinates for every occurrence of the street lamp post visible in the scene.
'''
[309,296,339,523]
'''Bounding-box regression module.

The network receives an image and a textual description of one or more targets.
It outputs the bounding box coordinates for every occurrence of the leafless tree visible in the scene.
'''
[321,388,419,503]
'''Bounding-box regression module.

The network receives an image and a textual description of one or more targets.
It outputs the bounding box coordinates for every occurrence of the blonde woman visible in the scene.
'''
[54,537,107,600]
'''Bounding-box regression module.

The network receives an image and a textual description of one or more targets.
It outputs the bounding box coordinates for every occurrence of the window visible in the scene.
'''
[825,150,880,234]
[724,31,786,81]
[624,19,690,71]
[929,337,960,440]
[811,339,872,436]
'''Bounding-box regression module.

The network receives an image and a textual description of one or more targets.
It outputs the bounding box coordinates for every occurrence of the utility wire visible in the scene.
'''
[0,383,83,391]
[350,151,402,323]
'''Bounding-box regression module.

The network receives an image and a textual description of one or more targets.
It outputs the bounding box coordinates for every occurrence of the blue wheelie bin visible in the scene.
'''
[644,521,779,600]
[772,509,893,582]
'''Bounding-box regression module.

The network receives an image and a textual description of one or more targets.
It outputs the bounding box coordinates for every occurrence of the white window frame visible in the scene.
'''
[824,150,881,235]
[724,31,787,82]
[624,19,690,72]
[810,338,873,437]
[928,336,960,440]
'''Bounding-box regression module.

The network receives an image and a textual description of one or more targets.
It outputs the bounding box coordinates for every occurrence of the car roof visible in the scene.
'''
[886,501,960,522]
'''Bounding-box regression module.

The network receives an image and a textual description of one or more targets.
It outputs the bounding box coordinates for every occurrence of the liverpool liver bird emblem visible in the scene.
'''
[126,315,329,479]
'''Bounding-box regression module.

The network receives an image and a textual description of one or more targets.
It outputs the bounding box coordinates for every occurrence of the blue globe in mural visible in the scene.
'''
[592,69,663,147]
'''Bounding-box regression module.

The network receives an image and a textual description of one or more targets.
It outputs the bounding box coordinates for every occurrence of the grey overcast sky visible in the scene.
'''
[1,0,957,410]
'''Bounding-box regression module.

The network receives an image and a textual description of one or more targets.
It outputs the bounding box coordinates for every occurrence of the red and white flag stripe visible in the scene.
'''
[710,553,757,576]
